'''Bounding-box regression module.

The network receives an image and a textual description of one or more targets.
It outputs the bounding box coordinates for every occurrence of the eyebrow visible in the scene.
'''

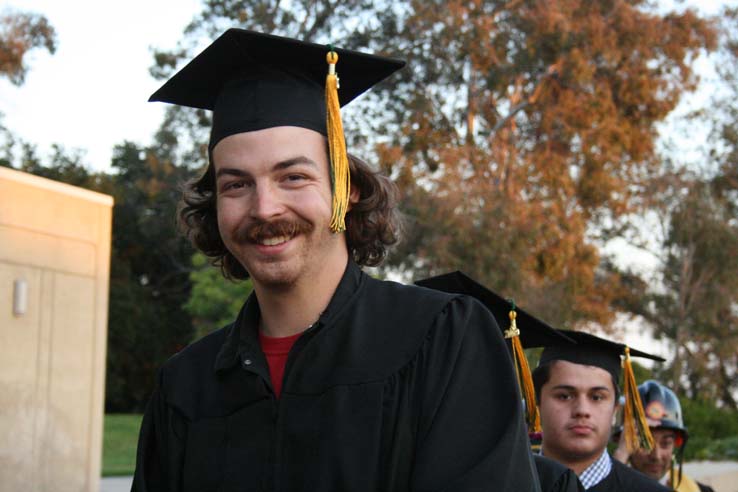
[550,384,611,392]
[215,155,318,179]
[274,155,318,171]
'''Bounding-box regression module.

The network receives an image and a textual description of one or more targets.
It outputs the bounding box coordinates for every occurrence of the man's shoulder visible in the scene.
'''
[610,459,671,492]
[286,275,499,390]
[363,274,456,304]
[533,455,571,484]
[159,324,233,378]
[362,274,491,319]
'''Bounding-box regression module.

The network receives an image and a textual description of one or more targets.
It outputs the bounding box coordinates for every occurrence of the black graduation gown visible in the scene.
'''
[534,455,584,492]
[588,460,670,492]
[132,261,540,492]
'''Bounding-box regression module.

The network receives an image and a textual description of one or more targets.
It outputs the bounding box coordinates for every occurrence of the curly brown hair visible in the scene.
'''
[179,153,402,280]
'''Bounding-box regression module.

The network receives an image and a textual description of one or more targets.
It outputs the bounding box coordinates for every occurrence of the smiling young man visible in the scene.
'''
[613,380,715,492]
[131,29,541,492]
[532,331,670,492]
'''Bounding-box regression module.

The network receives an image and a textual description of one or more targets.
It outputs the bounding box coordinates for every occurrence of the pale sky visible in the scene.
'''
[0,0,201,171]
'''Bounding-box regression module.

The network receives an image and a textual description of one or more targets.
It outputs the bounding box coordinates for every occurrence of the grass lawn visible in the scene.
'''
[103,413,143,476]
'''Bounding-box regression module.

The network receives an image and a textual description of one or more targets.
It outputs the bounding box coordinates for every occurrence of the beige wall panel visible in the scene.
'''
[0,263,42,490]
[0,225,96,277]
[86,205,112,492]
[0,167,112,492]
[41,272,96,492]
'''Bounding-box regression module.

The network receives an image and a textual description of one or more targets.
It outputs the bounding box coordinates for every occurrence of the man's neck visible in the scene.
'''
[254,257,348,338]
[541,444,605,476]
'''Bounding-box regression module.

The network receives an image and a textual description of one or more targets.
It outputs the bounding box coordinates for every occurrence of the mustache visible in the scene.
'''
[233,218,313,243]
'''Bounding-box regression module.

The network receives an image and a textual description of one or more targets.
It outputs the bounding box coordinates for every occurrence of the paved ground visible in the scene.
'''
[683,461,738,492]
[101,476,132,492]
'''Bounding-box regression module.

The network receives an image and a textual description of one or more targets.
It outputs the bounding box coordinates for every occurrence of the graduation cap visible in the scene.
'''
[149,28,405,233]
[415,271,575,433]
[537,330,666,454]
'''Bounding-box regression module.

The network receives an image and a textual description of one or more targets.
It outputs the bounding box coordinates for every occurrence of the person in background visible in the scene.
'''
[532,331,670,492]
[132,29,541,492]
[613,380,716,492]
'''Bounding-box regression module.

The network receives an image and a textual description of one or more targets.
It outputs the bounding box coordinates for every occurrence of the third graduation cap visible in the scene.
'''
[537,330,665,382]
[149,28,405,232]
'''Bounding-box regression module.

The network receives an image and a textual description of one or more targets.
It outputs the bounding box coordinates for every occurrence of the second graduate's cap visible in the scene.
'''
[415,271,575,348]
[415,270,576,433]
[537,330,665,381]
[149,28,405,232]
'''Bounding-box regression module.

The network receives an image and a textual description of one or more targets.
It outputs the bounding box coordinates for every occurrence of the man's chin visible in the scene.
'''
[638,465,667,481]
[556,442,605,463]
[247,263,300,289]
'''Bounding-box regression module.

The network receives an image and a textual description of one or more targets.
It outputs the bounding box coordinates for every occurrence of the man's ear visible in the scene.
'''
[611,398,622,425]
[348,184,360,210]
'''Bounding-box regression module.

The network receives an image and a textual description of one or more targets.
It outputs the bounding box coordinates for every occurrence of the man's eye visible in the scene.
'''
[285,174,306,182]
[221,181,246,192]
[554,393,571,401]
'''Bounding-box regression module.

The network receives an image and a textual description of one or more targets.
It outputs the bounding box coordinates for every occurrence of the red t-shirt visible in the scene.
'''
[258,331,302,398]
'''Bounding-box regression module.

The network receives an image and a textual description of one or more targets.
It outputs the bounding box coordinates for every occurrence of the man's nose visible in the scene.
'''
[250,182,286,220]
[572,396,591,417]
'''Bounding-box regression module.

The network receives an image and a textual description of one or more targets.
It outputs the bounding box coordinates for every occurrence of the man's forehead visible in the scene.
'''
[651,427,677,438]
[211,126,329,169]
[548,360,615,388]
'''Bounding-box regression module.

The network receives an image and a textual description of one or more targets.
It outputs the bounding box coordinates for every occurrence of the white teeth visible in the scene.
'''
[260,236,289,246]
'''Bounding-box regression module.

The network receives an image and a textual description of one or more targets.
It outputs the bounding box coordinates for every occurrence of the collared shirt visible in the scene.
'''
[579,450,612,490]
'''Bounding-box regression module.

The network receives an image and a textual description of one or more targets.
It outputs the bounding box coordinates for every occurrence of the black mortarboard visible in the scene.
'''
[415,271,576,433]
[537,330,665,454]
[537,330,665,382]
[149,28,405,232]
[415,271,575,348]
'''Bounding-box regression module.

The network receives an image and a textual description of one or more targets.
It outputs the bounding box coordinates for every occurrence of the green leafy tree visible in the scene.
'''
[105,141,197,411]
[184,253,253,341]
[681,398,738,460]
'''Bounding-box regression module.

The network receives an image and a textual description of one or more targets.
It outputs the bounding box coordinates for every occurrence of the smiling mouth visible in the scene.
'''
[258,235,291,246]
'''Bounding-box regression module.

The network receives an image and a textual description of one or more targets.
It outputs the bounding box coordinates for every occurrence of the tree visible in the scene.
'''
[151,0,715,331]
[184,252,253,341]
[618,8,738,409]
[644,178,738,408]
[0,9,56,85]
[0,10,56,166]
[105,141,197,411]
[373,0,715,330]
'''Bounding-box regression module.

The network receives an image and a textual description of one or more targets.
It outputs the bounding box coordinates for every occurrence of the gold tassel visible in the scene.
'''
[622,346,655,453]
[325,49,350,233]
[505,307,541,433]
